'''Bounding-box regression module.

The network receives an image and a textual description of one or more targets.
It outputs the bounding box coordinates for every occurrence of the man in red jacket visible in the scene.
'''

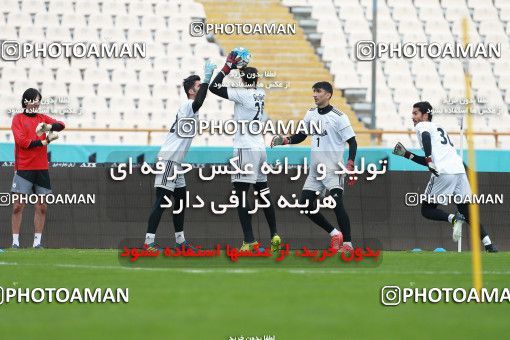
[10,88,65,249]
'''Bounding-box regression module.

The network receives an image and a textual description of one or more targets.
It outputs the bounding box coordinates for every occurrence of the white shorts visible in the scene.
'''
[154,160,186,191]
[231,148,268,184]
[303,166,345,195]
[424,173,471,205]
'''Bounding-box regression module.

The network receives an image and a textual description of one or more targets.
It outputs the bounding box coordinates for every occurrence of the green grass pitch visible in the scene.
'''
[0,250,508,339]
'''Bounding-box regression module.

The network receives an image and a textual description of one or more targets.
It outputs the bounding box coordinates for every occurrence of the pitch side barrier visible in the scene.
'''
[1,158,508,249]
[1,144,510,171]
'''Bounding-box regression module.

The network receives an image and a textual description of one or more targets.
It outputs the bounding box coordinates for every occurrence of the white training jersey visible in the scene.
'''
[227,86,266,150]
[158,99,197,163]
[415,121,465,175]
[303,106,355,170]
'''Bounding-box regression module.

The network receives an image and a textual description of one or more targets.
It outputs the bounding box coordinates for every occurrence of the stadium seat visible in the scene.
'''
[61,13,87,28]
[129,1,153,16]
[73,27,99,41]
[87,14,112,28]
[75,1,96,15]
[3,0,20,12]
[181,1,206,19]
[28,66,57,84]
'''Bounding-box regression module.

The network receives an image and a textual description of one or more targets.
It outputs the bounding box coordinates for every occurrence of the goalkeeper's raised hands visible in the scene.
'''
[221,51,240,75]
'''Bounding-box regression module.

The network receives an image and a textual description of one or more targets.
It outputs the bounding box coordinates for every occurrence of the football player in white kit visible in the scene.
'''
[144,60,217,251]
[271,82,358,253]
[209,52,281,252]
[393,101,497,252]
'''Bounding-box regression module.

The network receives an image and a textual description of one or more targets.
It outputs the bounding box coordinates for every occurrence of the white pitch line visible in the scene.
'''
[285,269,510,275]
[1,263,261,274]
[1,262,510,275]
[57,264,259,274]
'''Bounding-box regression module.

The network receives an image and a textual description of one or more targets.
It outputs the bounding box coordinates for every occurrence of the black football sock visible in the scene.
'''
[300,190,335,234]
[147,187,173,234]
[254,181,277,237]
[233,182,255,243]
[457,203,490,241]
[329,188,351,242]
[172,186,186,233]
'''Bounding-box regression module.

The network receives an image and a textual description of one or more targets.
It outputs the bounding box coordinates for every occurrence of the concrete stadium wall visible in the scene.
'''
[1,166,509,250]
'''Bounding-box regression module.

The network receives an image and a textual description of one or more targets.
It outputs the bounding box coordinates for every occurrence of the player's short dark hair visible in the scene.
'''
[413,101,433,121]
[312,81,333,95]
[241,67,258,86]
[183,75,201,98]
[21,88,42,108]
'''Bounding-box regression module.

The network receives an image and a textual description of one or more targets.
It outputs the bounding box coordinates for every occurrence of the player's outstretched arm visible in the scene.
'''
[208,71,228,99]
[392,141,428,166]
[346,136,358,186]
[394,134,438,176]
[192,84,209,113]
[192,61,217,113]
[346,136,357,163]
[208,52,239,100]
[270,132,307,148]
[421,132,438,176]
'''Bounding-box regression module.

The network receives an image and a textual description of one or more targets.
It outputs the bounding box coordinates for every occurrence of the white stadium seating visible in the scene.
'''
[0,0,229,146]
[1,0,509,149]
[282,0,510,148]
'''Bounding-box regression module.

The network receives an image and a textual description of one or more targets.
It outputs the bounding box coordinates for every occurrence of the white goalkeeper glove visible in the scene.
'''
[392,142,412,158]
[36,122,52,136]
[42,131,59,146]
[203,60,217,83]
[270,135,289,148]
